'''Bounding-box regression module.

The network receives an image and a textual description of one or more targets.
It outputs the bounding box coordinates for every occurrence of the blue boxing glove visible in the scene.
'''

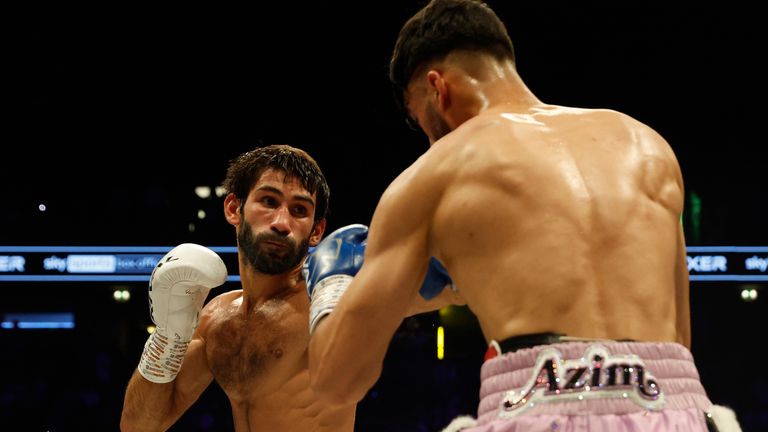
[306,224,368,334]
[420,257,455,300]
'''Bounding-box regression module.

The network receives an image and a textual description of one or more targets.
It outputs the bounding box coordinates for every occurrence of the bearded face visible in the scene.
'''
[238,221,310,275]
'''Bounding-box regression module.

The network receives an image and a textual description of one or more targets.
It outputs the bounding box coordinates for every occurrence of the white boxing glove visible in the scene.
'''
[138,243,227,383]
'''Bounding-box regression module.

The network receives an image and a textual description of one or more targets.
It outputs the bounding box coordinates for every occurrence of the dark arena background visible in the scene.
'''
[3,2,765,431]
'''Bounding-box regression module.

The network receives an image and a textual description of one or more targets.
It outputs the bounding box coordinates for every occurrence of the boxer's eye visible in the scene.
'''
[291,205,308,217]
[261,196,278,207]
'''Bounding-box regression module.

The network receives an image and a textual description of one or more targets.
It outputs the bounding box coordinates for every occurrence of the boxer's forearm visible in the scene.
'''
[309,311,386,408]
[121,338,213,431]
[120,370,178,432]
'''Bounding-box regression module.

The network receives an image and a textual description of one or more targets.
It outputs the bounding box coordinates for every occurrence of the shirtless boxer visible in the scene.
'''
[305,1,741,431]
[119,144,461,431]
[120,145,354,431]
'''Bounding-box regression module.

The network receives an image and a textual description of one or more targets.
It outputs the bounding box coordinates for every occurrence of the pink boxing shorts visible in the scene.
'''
[459,337,721,432]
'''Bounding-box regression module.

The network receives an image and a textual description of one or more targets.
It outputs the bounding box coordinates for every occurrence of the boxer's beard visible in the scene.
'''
[239,223,310,275]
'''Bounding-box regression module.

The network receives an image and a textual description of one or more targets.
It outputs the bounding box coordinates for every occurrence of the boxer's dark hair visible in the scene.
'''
[223,144,330,222]
[389,0,515,116]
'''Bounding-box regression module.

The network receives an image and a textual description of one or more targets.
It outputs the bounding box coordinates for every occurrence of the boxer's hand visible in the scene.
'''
[306,224,368,334]
[138,243,227,383]
[419,257,455,300]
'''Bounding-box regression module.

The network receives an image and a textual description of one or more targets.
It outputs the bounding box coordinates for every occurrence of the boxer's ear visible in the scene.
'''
[224,193,241,226]
[309,218,326,246]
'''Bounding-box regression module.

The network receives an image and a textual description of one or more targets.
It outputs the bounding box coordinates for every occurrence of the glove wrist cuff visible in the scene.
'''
[309,274,352,335]
[137,331,190,383]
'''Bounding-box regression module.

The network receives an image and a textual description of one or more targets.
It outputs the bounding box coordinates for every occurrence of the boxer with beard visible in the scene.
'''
[120,144,356,431]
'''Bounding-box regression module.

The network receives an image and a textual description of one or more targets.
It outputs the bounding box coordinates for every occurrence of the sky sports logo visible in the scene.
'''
[41,255,163,273]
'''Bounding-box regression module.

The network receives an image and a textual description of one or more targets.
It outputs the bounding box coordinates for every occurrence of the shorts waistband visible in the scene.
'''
[485,332,636,361]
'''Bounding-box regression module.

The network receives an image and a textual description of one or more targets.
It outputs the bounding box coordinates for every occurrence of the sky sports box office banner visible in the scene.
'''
[0,246,767,283]
[0,245,765,329]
